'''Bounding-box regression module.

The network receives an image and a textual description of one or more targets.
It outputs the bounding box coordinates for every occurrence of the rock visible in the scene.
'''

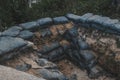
[1,26,22,37]
[0,37,27,56]
[0,65,46,80]
[18,30,34,40]
[37,17,53,28]
[19,21,39,30]
[16,63,31,71]
[38,69,67,80]
[53,16,69,24]
[80,50,95,62]
[66,13,81,23]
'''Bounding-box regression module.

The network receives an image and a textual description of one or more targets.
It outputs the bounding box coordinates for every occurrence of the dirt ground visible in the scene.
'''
[57,59,115,80]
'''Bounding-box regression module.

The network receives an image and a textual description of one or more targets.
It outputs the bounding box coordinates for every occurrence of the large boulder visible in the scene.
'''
[0,65,46,80]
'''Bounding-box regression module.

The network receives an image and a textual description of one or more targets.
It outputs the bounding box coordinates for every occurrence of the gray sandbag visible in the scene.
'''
[16,63,31,71]
[66,13,81,23]
[80,50,95,63]
[1,26,22,37]
[53,16,69,24]
[63,27,80,50]
[38,42,60,54]
[102,19,119,29]
[18,30,34,40]
[87,15,100,23]
[66,49,86,69]
[93,16,110,25]
[40,29,52,37]
[36,58,57,68]
[78,39,89,50]
[0,37,27,56]
[63,27,78,41]
[91,16,110,30]
[111,23,120,32]
[38,69,68,80]
[19,21,39,30]
[37,17,53,28]
[88,66,103,79]
[69,74,77,80]
[47,47,65,61]
[79,13,93,23]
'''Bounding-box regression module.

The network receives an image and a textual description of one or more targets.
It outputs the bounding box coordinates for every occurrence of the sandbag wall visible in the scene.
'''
[66,13,120,35]
[0,13,120,78]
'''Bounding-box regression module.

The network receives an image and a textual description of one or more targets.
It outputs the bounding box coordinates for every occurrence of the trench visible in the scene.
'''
[1,22,118,80]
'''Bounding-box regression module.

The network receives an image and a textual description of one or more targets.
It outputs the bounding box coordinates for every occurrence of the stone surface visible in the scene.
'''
[66,13,81,23]
[0,37,27,55]
[0,65,46,80]
[37,17,53,28]
[19,21,39,30]
[18,30,34,39]
[53,16,69,24]
[2,26,22,37]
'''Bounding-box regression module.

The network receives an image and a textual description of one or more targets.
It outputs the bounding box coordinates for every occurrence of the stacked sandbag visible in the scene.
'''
[63,27,103,79]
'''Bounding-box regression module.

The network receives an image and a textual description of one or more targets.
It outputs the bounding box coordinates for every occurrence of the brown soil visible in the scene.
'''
[57,59,115,80]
